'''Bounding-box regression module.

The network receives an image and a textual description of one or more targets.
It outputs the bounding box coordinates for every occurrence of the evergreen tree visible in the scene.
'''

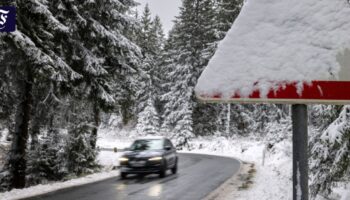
[138,4,153,53]
[70,0,141,149]
[151,16,166,54]
[161,0,219,146]
[310,105,350,197]
[215,0,243,39]
[135,6,165,133]
[159,0,246,142]
[66,122,98,176]
[27,128,68,185]
[309,105,342,130]
[136,98,160,135]
[1,0,81,189]
[47,0,142,148]
[1,0,142,189]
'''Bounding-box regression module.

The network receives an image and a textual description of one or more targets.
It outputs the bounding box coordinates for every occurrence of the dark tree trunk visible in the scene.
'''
[90,102,100,150]
[9,71,33,189]
[30,101,48,150]
[30,112,40,151]
[29,124,39,151]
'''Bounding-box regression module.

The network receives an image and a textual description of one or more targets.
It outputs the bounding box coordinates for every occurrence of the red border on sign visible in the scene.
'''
[199,81,350,104]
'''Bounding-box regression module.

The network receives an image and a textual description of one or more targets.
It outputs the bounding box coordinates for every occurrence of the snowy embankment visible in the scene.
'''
[187,136,293,200]
[188,136,349,200]
[0,170,120,200]
[0,134,128,200]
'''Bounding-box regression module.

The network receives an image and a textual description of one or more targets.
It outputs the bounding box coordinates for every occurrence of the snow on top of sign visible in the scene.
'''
[195,0,350,99]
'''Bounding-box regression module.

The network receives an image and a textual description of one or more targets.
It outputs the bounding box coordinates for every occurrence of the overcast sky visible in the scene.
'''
[135,0,182,34]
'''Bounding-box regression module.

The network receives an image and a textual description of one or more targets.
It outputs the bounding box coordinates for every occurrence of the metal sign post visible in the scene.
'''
[292,104,309,200]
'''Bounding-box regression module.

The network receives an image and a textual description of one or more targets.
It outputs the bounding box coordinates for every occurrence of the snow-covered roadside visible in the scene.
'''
[187,137,293,200]
[97,151,123,170]
[0,128,132,200]
[0,170,120,200]
[96,128,134,149]
[187,137,349,200]
[0,151,124,200]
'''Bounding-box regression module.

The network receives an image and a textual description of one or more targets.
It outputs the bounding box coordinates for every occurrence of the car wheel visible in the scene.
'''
[159,161,167,178]
[121,172,128,179]
[171,160,178,174]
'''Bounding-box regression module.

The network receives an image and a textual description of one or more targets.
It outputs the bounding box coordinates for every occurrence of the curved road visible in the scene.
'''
[25,153,240,200]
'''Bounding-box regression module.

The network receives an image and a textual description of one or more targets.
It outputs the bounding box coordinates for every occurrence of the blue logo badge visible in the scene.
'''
[0,6,16,32]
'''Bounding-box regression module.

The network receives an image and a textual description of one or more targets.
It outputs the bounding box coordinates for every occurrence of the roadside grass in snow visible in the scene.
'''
[187,135,348,200]
[0,169,121,200]
[0,148,124,200]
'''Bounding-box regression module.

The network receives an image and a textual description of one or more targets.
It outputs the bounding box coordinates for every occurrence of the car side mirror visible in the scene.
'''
[165,146,172,151]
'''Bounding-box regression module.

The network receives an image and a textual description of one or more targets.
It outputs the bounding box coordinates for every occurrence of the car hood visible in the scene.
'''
[123,150,164,159]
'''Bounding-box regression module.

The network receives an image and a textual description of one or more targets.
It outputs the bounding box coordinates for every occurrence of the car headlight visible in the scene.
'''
[119,157,129,162]
[148,156,162,161]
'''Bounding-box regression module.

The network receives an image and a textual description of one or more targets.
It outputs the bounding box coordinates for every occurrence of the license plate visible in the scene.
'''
[130,161,146,167]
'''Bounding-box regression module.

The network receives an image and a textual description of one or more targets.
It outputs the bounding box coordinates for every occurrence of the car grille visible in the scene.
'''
[129,157,147,161]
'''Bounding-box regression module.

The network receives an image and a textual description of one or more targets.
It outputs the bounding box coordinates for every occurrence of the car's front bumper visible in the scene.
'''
[120,160,164,174]
[120,166,162,174]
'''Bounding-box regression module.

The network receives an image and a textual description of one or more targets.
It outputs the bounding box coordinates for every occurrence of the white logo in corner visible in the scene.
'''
[0,9,10,30]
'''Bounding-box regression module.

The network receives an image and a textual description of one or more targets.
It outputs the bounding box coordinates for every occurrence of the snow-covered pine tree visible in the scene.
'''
[151,16,166,54]
[138,4,153,53]
[310,105,350,197]
[0,0,81,189]
[215,0,243,40]
[26,127,68,186]
[193,103,219,136]
[66,122,98,176]
[136,98,160,136]
[215,104,255,136]
[135,5,157,115]
[54,0,142,149]
[172,102,193,149]
[149,15,166,117]
[161,0,220,145]
[0,45,16,126]
[0,42,16,145]
[134,6,165,134]
[309,105,342,130]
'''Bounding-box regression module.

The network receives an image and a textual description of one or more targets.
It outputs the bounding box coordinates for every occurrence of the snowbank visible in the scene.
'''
[1,140,124,200]
[196,0,350,98]
[96,128,135,149]
[188,136,347,200]
[97,151,122,170]
[0,170,120,200]
[188,137,293,200]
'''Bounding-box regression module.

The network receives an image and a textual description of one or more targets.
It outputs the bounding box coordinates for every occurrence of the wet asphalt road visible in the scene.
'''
[25,153,241,200]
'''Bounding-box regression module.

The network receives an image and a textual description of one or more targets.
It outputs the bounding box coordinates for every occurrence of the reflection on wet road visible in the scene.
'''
[25,153,241,200]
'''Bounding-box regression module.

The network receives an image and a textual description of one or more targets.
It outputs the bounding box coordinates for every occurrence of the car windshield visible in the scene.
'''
[130,139,163,151]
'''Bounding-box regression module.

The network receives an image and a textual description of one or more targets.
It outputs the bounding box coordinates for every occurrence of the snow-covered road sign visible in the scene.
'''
[195,1,350,200]
[197,80,350,104]
[195,0,350,104]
